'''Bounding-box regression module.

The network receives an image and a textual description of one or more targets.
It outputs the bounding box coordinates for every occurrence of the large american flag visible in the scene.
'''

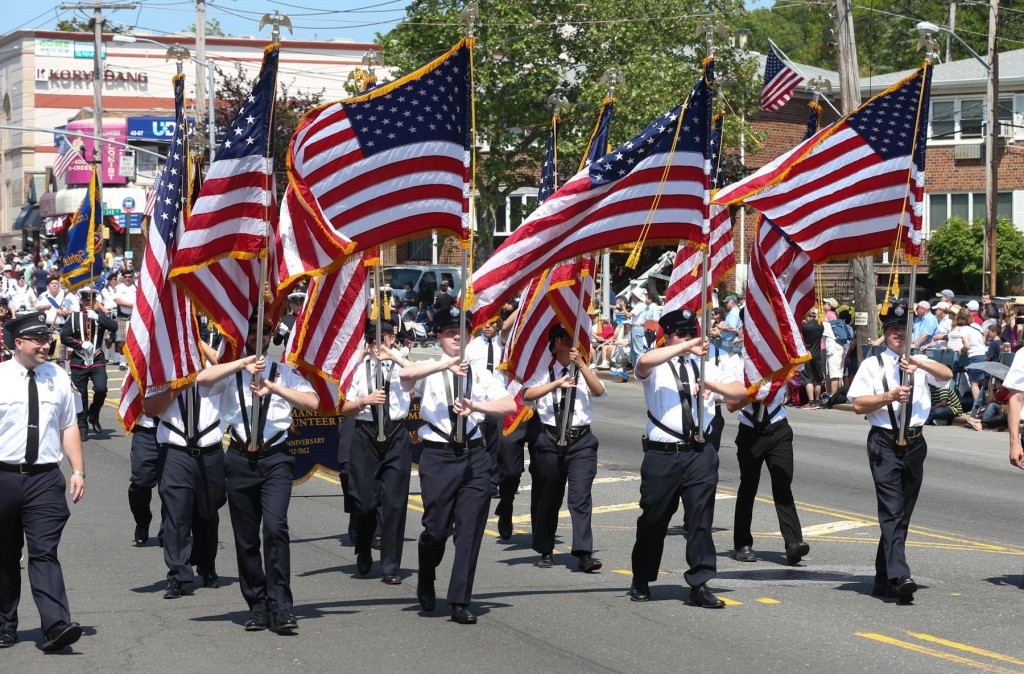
[471,61,715,329]
[760,46,803,112]
[285,253,368,412]
[169,44,280,359]
[664,112,734,313]
[288,39,472,252]
[717,64,932,264]
[119,73,204,431]
[52,134,79,179]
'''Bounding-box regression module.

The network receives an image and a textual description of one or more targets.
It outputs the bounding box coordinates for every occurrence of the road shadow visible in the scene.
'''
[985,574,1024,589]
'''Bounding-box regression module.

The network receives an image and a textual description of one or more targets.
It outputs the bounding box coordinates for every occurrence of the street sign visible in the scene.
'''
[118,212,143,233]
[103,208,122,216]
[122,196,136,213]
[119,153,135,179]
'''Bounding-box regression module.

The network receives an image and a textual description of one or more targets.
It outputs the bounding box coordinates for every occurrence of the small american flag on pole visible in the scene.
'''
[761,45,803,112]
[288,39,473,252]
[52,134,79,179]
[143,177,161,218]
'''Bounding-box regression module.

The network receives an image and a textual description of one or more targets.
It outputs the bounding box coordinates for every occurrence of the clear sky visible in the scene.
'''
[3,0,409,46]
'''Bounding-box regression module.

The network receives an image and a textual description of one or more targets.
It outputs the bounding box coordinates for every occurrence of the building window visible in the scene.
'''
[928,191,1014,234]
[406,236,431,262]
[929,97,1015,143]
[494,188,538,237]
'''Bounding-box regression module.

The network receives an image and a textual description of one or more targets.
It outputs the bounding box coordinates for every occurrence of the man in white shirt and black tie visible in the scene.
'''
[847,299,952,603]
[400,307,516,624]
[0,311,85,651]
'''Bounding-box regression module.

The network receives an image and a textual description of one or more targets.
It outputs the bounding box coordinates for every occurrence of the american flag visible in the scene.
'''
[578,98,615,172]
[739,102,824,402]
[760,46,803,112]
[716,64,932,264]
[499,258,594,432]
[537,117,559,204]
[169,44,280,359]
[119,73,204,431]
[143,177,160,217]
[60,166,103,291]
[663,112,734,313]
[285,253,367,412]
[471,60,715,329]
[288,39,472,252]
[53,134,79,179]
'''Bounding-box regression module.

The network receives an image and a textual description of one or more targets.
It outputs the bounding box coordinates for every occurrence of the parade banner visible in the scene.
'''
[289,398,425,484]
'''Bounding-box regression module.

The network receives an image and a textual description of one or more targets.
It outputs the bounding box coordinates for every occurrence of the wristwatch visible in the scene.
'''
[72,470,86,477]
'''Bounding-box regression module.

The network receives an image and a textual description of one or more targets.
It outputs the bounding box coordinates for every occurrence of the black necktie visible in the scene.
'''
[486,338,494,373]
[26,369,39,465]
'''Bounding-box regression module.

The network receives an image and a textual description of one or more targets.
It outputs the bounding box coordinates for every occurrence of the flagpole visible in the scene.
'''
[248,16,288,451]
[897,263,917,446]
[373,259,386,442]
[559,261,589,446]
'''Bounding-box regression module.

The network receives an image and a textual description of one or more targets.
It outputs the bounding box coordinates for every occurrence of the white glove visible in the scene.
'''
[87,310,98,320]
[277,323,289,336]
[82,341,95,354]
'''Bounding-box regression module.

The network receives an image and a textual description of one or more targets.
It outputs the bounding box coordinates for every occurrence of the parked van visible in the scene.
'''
[385,265,462,306]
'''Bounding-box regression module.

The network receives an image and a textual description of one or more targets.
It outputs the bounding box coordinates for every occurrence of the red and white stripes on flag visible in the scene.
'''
[143,179,160,218]
[717,65,932,264]
[662,205,733,313]
[288,40,472,252]
[53,134,78,179]
[741,217,816,399]
[471,61,715,329]
[760,46,803,112]
[285,254,368,412]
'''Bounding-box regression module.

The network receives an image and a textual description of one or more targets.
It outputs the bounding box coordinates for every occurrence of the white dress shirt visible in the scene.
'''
[344,357,413,422]
[847,348,949,428]
[210,361,314,444]
[147,383,223,448]
[723,356,789,428]
[415,361,509,443]
[0,360,77,464]
[1004,349,1024,392]
[465,334,503,376]
[524,362,605,427]
[114,283,137,316]
[638,353,736,440]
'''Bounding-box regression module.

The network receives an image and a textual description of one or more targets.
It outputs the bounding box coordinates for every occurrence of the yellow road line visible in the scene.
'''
[516,475,642,493]
[856,633,1022,674]
[755,598,780,604]
[906,632,1024,666]
[720,597,743,606]
[795,520,875,538]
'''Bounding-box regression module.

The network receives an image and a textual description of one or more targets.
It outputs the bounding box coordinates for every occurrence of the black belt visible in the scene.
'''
[229,439,288,460]
[541,424,591,445]
[160,443,223,458]
[0,461,60,475]
[134,426,158,436]
[870,425,923,446]
[421,438,485,451]
[643,437,704,453]
[355,419,405,444]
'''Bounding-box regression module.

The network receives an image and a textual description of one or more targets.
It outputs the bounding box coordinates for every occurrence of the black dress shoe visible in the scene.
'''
[371,535,382,551]
[450,605,477,624]
[89,417,102,433]
[491,485,500,499]
[688,583,726,608]
[871,577,888,596]
[735,545,757,563]
[497,513,513,540]
[0,630,16,648]
[356,550,372,576]
[536,553,553,569]
[382,573,402,585]
[785,541,810,566]
[416,577,436,612]
[164,579,185,599]
[133,525,149,547]
[244,611,269,632]
[79,426,89,441]
[41,621,83,651]
[272,610,298,632]
[890,575,917,601]
[628,579,650,602]
[578,555,603,573]
[200,570,221,589]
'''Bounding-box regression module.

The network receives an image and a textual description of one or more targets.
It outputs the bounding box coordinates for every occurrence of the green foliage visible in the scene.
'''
[185,18,229,37]
[377,0,761,254]
[927,217,1024,294]
[55,18,91,33]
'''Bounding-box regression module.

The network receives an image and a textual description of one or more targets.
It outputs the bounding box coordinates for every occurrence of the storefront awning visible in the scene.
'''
[12,204,42,231]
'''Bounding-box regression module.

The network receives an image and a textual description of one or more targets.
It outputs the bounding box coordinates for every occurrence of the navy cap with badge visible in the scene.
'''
[658,308,698,337]
[3,311,51,348]
[435,306,466,332]
[879,298,909,329]
[364,318,396,340]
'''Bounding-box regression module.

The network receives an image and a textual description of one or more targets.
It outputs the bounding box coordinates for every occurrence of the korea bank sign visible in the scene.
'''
[35,39,106,59]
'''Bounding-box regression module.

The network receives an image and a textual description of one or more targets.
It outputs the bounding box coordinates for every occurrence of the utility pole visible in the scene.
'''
[833,0,877,344]
[194,0,208,134]
[986,0,1000,295]
[947,1,957,63]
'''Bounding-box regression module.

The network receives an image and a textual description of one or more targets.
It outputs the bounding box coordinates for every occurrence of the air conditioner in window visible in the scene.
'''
[999,121,1016,143]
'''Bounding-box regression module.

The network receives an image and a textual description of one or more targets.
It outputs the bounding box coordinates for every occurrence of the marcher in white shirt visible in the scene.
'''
[522,324,606,572]
[113,273,137,370]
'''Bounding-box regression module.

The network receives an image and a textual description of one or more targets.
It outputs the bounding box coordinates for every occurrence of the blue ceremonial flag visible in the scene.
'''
[805,101,822,140]
[579,98,615,172]
[538,117,559,204]
[61,166,102,291]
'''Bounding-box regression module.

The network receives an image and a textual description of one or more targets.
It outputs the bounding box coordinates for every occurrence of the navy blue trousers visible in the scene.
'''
[867,428,927,581]
[349,427,411,577]
[158,446,226,583]
[529,431,598,556]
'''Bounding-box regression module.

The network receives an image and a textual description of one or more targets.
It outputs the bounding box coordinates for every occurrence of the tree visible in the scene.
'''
[377,0,761,258]
[927,217,1024,294]
[213,62,325,194]
[56,18,91,33]
[185,18,228,37]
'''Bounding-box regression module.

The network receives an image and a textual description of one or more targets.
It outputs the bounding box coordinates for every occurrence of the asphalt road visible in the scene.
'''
[5,356,1024,673]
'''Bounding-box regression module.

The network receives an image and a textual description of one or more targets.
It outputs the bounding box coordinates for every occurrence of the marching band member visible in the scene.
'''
[628,309,747,607]
[36,277,72,363]
[272,292,305,347]
[197,314,318,632]
[60,288,117,440]
[341,318,414,585]
[847,300,951,603]
[521,324,604,572]
[400,307,516,624]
